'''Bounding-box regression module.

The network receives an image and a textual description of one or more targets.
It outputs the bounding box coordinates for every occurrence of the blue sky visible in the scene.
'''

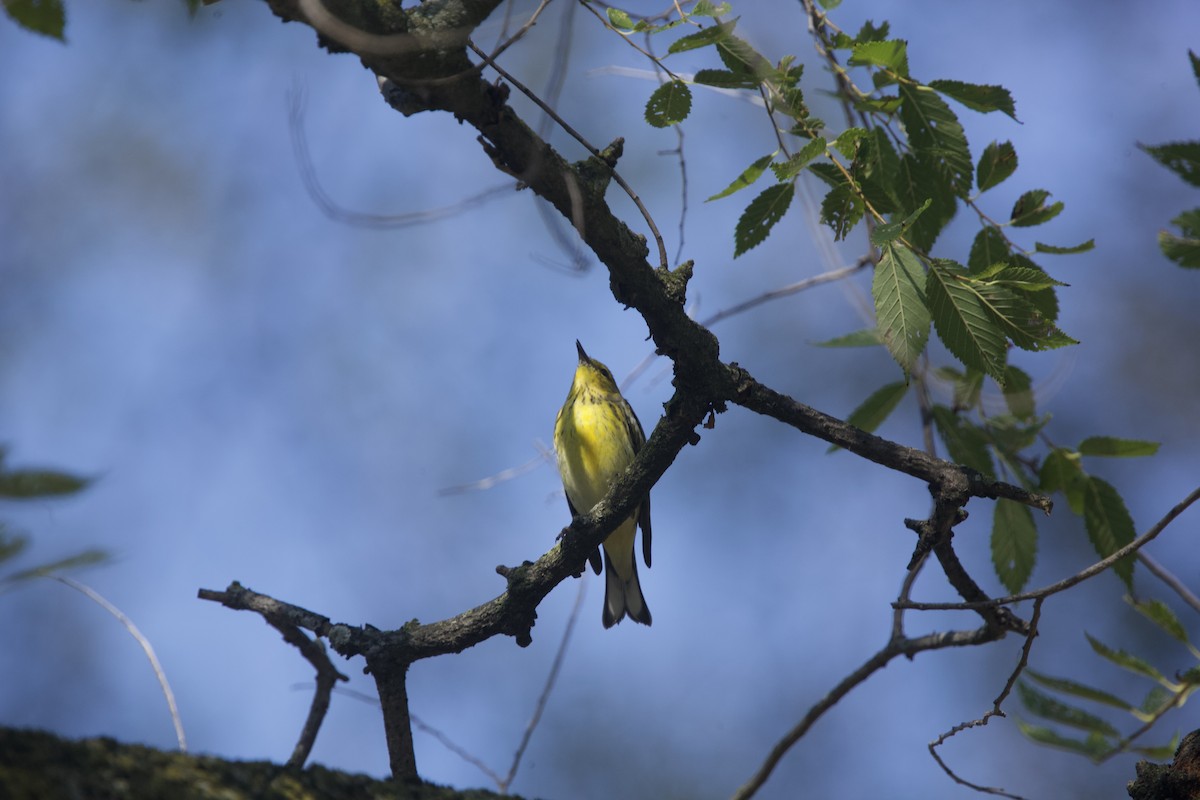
[2,1,1199,798]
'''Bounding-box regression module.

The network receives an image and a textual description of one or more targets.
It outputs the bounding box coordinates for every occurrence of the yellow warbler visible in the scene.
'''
[553,341,652,628]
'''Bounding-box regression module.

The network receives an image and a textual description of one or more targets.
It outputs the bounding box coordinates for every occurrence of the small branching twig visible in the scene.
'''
[927,598,1044,800]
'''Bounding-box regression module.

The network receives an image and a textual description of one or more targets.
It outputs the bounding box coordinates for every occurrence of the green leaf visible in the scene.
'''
[668,18,737,54]
[928,79,1018,120]
[1002,365,1035,419]
[818,178,864,241]
[0,469,91,498]
[1160,208,1200,268]
[848,39,909,77]
[771,137,827,181]
[832,127,869,158]
[1,549,108,586]
[934,366,983,410]
[1082,478,1137,591]
[894,154,958,251]
[899,84,973,198]
[692,68,759,90]
[1017,682,1120,737]
[716,34,772,81]
[1035,239,1096,255]
[1039,448,1086,514]
[3,0,65,40]
[1139,141,1200,188]
[856,128,902,212]
[870,198,931,247]
[1016,720,1113,760]
[974,281,1077,353]
[812,328,883,348]
[926,261,1008,381]
[1010,189,1065,227]
[976,141,1018,192]
[873,243,931,373]
[1131,598,1190,645]
[1025,669,1135,712]
[1087,633,1166,682]
[708,154,776,201]
[968,226,1009,273]
[831,382,908,450]
[992,499,1037,593]
[931,405,995,478]
[734,183,793,257]
[689,0,732,17]
[1077,437,1160,458]
[1133,736,1180,761]
[606,7,636,30]
[645,80,693,128]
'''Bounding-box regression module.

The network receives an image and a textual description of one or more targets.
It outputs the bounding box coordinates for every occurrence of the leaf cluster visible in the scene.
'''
[1139,50,1200,268]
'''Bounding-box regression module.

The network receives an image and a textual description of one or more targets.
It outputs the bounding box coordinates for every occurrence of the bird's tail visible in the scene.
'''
[602,547,652,628]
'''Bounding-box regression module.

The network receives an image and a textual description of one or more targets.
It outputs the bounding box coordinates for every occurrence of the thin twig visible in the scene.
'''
[502,576,588,791]
[465,40,671,270]
[263,619,349,768]
[927,598,1044,799]
[51,575,187,752]
[898,485,1200,612]
[731,622,1006,800]
[1137,550,1200,615]
[289,84,516,228]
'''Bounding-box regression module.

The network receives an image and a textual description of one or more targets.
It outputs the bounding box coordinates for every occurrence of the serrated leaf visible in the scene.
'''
[1078,437,1160,458]
[982,264,1067,292]
[1010,189,1064,227]
[873,243,931,373]
[1083,477,1136,590]
[1008,254,1061,323]
[1002,365,1035,419]
[1017,682,1120,737]
[1016,720,1114,760]
[931,405,995,477]
[1039,448,1086,514]
[1131,599,1190,645]
[3,0,65,40]
[828,382,908,454]
[0,469,91,498]
[819,180,864,241]
[926,261,1008,381]
[974,281,1077,353]
[899,84,973,198]
[848,39,909,77]
[894,153,958,251]
[734,183,793,257]
[708,154,776,202]
[668,18,737,54]
[832,127,868,158]
[716,33,772,81]
[1035,239,1095,255]
[968,226,1009,273]
[992,498,1037,593]
[812,328,883,348]
[771,137,827,181]
[929,79,1018,120]
[645,80,692,128]
[1139,141,1200,188]
[934,366,983,410]
[976,141,1018,192]
[870,198,931,247]
[1025,670,1135,711]
[1140,685,1175,716]
[856,128,901,211]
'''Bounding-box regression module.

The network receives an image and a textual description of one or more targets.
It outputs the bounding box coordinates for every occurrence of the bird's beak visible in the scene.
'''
[575,340,589,363]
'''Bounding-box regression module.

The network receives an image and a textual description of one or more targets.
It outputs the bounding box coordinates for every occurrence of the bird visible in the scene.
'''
[553,340,652,628]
